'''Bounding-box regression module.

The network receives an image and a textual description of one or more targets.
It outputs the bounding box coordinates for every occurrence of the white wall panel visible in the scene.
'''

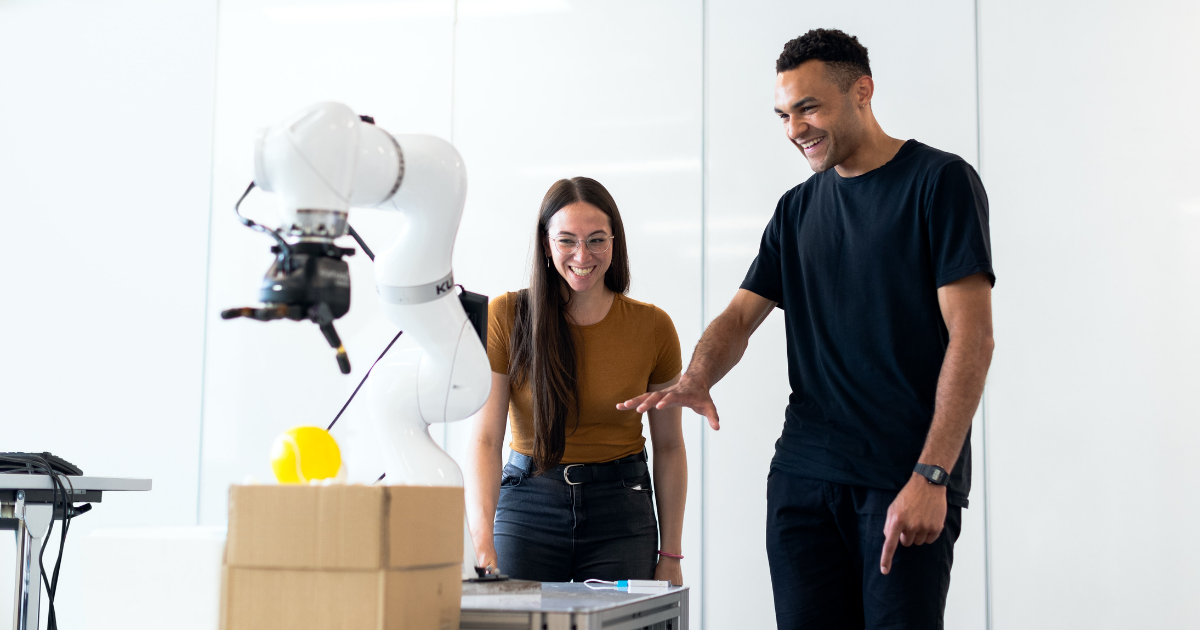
[979,1,1200,627]
[450,0,705,618]
[198,0,457,523]
[0,1,218,626]
[704,2,984,628]
[12,1,1197,628]
[3,2,1193,627]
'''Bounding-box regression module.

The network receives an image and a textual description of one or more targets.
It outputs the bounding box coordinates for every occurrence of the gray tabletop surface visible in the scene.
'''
[0,476,152,492]
[462,582,688,613]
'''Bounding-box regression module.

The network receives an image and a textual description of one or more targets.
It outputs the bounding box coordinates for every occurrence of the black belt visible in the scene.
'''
[507,450,648,486]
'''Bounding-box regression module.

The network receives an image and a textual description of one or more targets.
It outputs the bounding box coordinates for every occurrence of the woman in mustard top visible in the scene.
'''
[465,177,687,585]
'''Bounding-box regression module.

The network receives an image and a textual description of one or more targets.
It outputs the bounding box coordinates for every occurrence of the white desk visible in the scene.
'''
[461,582,689,630]
[0,476,151,630]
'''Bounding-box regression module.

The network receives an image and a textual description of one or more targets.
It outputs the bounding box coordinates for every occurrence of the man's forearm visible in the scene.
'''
[686,310,755,389]
[620,290,774,427]
[919,330,994,472]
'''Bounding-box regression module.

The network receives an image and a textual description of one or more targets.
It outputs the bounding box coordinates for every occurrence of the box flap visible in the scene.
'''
[221,566,462,630]
[226,485,385,570]
[222,567,384,630]
[384,564,462,630]
[387,486,464,569]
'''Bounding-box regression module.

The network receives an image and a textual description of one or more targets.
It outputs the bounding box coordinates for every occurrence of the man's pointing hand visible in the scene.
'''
[879,472,948,575]
[617,373,721,430]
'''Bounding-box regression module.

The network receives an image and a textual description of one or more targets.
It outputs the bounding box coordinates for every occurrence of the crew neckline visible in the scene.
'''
[571,292,620,329]
[831,139,917,185]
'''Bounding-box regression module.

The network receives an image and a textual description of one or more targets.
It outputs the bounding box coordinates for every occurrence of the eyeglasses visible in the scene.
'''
[550,234,616,255]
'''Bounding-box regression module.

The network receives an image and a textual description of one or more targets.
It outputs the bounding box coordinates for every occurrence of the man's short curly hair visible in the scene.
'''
[776,29,871,93]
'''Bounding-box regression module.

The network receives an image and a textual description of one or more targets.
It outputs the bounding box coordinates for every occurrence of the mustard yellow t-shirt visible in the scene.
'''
[487,292,682,464]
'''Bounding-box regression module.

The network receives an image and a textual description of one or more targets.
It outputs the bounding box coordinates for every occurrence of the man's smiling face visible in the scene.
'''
[775,60,867,173]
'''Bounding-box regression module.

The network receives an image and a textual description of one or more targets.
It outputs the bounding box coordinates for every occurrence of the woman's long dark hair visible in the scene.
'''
[509,177,631,474]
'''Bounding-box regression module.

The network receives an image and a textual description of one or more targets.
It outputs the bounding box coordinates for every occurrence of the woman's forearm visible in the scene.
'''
[465,372,510,567]
[652,442,687,553]
[465,434,503,562]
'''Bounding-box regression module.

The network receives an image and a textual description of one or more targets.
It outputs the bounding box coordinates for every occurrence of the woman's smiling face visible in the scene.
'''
[544,201,613,296]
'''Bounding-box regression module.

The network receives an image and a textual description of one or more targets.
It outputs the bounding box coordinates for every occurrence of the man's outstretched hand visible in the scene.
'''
[879,473,948,575]
[617,373,721,430]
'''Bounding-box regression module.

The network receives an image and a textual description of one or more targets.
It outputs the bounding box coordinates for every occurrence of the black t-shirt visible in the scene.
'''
[741,140,993,507]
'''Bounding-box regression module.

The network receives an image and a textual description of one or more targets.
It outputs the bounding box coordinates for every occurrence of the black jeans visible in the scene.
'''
[766,467,962,630]
[494,451,659,582]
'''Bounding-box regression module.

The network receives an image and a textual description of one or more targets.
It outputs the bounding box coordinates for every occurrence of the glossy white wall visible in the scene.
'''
[9,1,1200,628]
[979,1,1200,627]
[703,2,986,629]
[199,0,706,618]
[197,0,457,523]
[0,0,218,626]
[444,0,705,617]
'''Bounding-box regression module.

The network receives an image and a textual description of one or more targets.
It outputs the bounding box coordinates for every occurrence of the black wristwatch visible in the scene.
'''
[913,463,949,486]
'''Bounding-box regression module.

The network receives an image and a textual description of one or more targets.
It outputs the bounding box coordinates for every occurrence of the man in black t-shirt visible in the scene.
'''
[620,29,994,629]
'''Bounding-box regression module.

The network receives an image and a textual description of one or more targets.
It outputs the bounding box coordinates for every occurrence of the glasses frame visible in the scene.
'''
[549,234,616,256]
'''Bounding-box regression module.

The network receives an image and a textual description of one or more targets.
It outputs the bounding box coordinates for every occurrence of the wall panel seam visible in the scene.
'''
[450,0,459,146]
[699,0,709,628]
[196,0,223,525]
[973,0,994,628]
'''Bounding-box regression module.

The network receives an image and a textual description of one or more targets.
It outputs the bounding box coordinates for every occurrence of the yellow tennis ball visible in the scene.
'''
[270,426,342,484]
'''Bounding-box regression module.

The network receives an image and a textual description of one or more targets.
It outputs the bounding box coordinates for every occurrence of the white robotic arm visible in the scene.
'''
[246,102,491,485]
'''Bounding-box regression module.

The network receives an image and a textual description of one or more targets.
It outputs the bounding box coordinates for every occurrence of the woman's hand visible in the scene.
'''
[654,557,683,586]
[476,547,500,575]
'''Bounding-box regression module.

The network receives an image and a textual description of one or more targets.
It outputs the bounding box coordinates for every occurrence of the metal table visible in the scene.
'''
[462,582,689,630]
[0,476,151,630]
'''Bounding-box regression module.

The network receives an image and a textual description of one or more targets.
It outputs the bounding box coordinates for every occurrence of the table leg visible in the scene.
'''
[12,493,52,630]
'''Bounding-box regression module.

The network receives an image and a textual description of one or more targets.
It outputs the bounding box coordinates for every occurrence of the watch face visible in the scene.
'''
[932,470,944,482]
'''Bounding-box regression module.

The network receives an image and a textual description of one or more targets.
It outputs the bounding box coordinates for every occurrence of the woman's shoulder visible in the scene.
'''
[489,290,513,307]
[488,291,525,336]
[614,295,681,375]
[614,294,676,327]
[489,290,524,312]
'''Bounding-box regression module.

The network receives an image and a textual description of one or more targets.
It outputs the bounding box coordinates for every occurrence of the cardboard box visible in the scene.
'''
[221,564,461,630]
[225,484,463,570]
[221,485,464,630]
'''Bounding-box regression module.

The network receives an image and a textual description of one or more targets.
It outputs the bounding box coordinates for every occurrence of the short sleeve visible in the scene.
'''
[486,292,513,374]
[739,193,789,304]
[927,161,995,288]
[648,306,683,385]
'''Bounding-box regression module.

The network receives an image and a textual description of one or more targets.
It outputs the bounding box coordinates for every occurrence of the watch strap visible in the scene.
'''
[914,463,949,486]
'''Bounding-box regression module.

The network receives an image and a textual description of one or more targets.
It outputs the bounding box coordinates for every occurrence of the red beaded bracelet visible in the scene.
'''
[657,551,684,559]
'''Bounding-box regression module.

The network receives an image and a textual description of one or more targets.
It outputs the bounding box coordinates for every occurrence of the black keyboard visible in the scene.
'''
[0,452,83,476]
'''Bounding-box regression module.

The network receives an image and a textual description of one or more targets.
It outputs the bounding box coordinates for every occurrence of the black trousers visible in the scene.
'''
[766,467,962,630]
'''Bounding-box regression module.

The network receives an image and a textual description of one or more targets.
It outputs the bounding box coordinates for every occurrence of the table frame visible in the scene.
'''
[0,476,151,630]
[461,582,689,630]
